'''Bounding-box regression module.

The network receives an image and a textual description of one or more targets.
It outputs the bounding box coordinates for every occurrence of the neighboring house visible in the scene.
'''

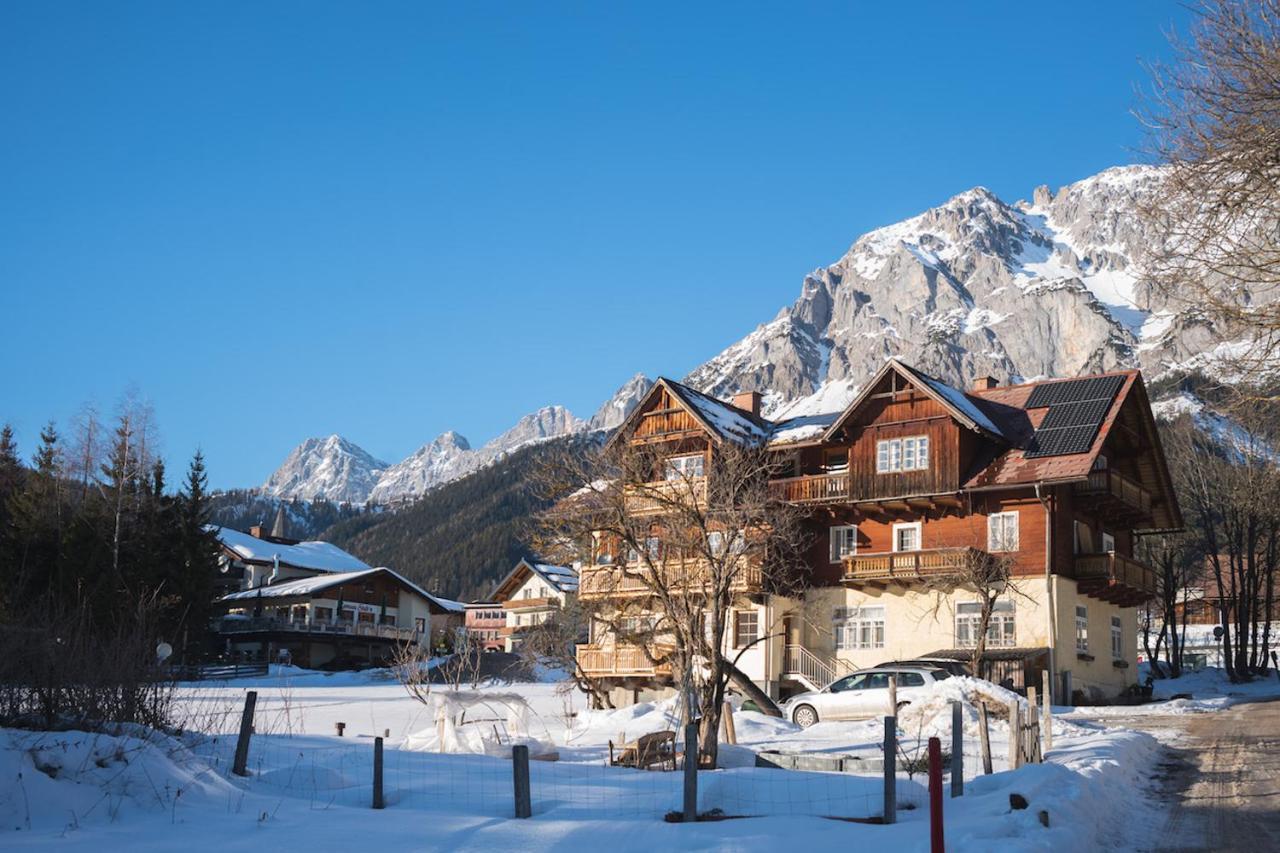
[464,602,507,652]
[576,360,1181,705]
[216,567,438,668]
[209,517,464,667]
[490,559,579,653]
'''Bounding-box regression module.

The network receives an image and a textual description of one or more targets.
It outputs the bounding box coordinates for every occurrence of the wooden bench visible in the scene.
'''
[609,730,677,771]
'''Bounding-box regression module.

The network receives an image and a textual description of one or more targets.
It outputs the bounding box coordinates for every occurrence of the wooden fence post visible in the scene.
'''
[372,737,385,809]
[950,700,963,797]
[683,722,699,822]
[977,702,993,775]
[512,744,532,818]
[232,690,257,777]
[1007,700,1022,770]
[721,702,737,745]
[883,715,897,824]
[928,737,945,853]
[1041,669,1053,752]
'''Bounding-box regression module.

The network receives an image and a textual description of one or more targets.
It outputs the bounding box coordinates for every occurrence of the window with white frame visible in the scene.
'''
[708,531,726,557]
[834,606,886,650]
[893,522,922,552]
[1101,531,1116,553]
[987,512,1020,552]
[876,436,930,473]
[1075,605,1089,653]
[664,454,705,480]
[1111,615,1123,660]
[955,600,1016,648]
[830,525,858,563]
[733,610,759,649]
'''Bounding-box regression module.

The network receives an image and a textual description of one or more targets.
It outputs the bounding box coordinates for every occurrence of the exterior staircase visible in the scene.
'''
[782,644,857,692]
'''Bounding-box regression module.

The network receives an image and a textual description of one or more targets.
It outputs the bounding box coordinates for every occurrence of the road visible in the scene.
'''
[1115,697,1280,851]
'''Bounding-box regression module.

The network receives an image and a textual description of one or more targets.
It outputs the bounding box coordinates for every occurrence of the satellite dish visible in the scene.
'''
[1213,626,1224,640]
[156,642,173,662]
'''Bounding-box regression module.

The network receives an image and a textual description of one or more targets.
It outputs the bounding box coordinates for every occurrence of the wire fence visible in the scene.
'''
[180,694,1039,824]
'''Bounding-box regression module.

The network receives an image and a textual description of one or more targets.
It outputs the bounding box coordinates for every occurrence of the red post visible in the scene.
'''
[928,736,945,853]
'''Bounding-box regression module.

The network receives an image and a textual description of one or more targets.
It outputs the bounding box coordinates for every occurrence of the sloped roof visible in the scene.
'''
[211,526,370,574]
[220,566,424,603]
[490,558,578,601]
[662,379,772,446]
[822,359,1006,443]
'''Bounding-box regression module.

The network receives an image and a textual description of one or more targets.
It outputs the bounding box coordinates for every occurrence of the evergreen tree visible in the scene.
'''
[176,451,218,660]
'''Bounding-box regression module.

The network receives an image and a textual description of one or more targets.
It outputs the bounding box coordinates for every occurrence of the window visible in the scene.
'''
[314,606,333,623]
[664,454,705,480]
[1101,531,1116,553]
[414,617,426,635]
[834,606,886,650]
[1075,605,1089,653]
[824,450,849,473]
[709,531,725,557]
[1111,615,1123,660]
[897,672,926,687]
[955,600,1016,648]
[523,588,533,599]
[829,526,858,563]
[647,536,661,560]
[987,512,1020,552]
[876,436,930,473]
[733,610,759,649]
[1093,453,1108,472]
[893,522,922,552]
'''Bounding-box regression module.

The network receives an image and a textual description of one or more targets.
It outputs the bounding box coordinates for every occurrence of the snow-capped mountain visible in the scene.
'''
[260,435,389,504]
[686,165,1222,418]
[263,382,653,504]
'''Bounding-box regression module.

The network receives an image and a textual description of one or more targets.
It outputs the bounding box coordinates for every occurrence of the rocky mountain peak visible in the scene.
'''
[261,435,388,504]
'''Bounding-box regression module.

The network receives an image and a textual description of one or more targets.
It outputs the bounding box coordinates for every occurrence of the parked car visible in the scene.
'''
[782,666,951,728]
[873,658,973,678]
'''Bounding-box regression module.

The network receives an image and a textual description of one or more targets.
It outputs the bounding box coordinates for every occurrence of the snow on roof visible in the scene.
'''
[664,380,771,446]
[211,526,370,574]
[218,565,461,611]
[896,362,1005,438]
[766,412,842,447]
[531,563,579,593]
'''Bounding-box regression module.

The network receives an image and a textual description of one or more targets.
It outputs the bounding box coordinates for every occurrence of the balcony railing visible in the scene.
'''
[1075,552,1157,600]
[578,559,763,599]
[781,644,857,689]
[503,597,557,611]
[769,472,850,504]
[622,479,707,514]
[577,642,675,677]
[1072,469,1152,516]
[634,408,702,438]
[214,616,418,642]
[842,547,988,584]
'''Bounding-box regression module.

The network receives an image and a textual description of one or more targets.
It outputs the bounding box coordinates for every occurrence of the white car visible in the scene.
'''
[783,666,951,728]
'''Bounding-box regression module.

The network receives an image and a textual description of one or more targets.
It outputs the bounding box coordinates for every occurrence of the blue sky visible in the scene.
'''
[0,2,1188,489]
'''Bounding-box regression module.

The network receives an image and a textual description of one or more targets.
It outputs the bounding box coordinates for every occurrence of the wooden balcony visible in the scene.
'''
[842,547,988,587]
[623,478,707,515]
[1072,469,1153,523]
[578,559,763,599]
[213,616,419,643]
[503,597,557,611]
[577,642,674,679]
[634,408,703,440]
[769,472,850,504]
[1075,552,1157,605]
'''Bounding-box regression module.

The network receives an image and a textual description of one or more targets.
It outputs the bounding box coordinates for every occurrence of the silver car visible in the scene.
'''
[782,666,951,728]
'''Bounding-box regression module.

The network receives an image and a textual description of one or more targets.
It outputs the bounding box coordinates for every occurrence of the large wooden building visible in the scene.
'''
[576,359,1180,705]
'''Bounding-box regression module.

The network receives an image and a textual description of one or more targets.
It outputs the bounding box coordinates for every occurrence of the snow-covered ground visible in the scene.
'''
[2,666,1209,852]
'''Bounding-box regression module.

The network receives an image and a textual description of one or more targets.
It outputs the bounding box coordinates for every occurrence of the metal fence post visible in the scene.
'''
[232,690,257,777]
[928,736,945,852]
[372,737,385,809]
[883,715,897,824]
[512,744,532,818]
[683,722,698,822]
[950,700,963,797]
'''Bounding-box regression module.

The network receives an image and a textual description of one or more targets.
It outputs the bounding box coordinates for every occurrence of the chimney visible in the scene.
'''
[972,376,999,392]
[732,390,763,416]
[249,524,265,539]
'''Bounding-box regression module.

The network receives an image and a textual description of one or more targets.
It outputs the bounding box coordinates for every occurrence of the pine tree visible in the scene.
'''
[177,451,218,661]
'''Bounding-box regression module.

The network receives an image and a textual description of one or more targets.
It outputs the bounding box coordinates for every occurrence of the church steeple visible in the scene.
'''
[271,504,288,539]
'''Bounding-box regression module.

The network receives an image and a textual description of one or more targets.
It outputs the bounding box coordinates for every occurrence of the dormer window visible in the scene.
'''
[664,454,705,480]
[876,436,929,473]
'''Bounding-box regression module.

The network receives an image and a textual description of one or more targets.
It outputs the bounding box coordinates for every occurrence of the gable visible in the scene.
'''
[823,360,1004,443]
[609,380,719,447]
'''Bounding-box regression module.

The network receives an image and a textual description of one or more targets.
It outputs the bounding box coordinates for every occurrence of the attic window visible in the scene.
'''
[664,454,705,480]
[876,436,929,473]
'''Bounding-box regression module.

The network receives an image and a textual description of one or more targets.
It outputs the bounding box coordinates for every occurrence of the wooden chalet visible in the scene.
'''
[489,559,578,653]
[576,359,1182,705]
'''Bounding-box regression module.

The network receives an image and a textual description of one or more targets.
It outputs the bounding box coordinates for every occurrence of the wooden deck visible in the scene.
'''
[769,472,849,504]
[578,559,762,599]
[1075,552,1157,604]
[577,642,674,678]
[1072,469,1153,523]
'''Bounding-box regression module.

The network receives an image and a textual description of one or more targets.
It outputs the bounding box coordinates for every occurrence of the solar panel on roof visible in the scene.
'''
[1023,374,1125,459]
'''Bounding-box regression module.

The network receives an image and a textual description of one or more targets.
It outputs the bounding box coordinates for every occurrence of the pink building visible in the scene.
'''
[464,602,506,652]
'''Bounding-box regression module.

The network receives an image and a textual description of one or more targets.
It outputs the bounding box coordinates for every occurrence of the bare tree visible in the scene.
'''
[535,437,808,766]
[1139,1,1280,387]
[392,629,488,708]
[922,540,1021,680]
[1138,533,1197,679]
[517,598,616,709]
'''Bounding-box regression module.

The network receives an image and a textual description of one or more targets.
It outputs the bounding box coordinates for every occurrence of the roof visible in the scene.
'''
[490,559,579,601]
[220,566,432,604]
[662,379,772,446]
[823,359,1006,443]
[211,525,370,574]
